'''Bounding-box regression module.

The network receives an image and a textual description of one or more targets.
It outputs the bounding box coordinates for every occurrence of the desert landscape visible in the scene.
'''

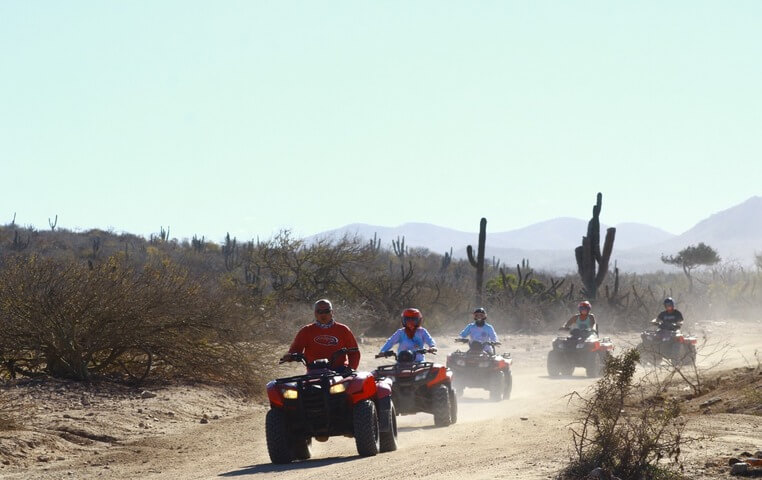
[1,318,760,480]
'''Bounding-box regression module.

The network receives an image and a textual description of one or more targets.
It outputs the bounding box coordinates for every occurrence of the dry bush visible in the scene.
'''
[561,349,690,480]
[0,252,260,390]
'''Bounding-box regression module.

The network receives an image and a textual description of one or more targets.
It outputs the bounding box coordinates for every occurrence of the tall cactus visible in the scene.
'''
[391,236,407,258]
[467,217,487,304]
[574,193,616,300]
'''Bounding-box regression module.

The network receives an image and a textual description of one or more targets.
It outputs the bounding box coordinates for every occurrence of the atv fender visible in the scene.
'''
[375,377,393,400]
[266,380,284,408]
[349,372,378,404]
[426,366,451,388]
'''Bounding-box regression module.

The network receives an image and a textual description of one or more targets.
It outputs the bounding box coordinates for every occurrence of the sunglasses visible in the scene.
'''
[315,308,332,314]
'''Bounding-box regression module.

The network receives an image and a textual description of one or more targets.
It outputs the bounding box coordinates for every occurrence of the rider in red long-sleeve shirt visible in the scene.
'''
[281,299,360,371]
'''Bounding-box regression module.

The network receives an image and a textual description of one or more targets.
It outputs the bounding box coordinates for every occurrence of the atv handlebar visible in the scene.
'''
[375,348,436,359]
[280,347,359,365]
[455,338,501,346]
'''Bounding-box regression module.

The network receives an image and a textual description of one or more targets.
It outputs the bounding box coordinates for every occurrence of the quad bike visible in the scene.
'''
[446,339,513,401]
[636,319,697,366]
[265,347,396,464]
[547,326,613,378]
[374,348,457,427]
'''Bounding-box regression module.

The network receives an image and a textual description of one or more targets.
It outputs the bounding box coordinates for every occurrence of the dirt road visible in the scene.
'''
[5,321,761,480]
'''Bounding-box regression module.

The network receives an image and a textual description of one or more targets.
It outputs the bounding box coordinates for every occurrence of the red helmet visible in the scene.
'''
[401,308,422,328]
[578,301,592,312]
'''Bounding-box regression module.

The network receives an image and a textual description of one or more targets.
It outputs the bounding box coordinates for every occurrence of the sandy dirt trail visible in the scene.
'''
[7,322,762,480]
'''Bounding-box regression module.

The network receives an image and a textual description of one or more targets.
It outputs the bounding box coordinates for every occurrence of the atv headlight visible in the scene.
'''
[456,360,466,367]
[282,388,298,400]
[576,343,585,349]
[329,383,346,394]
[414,372,428,381]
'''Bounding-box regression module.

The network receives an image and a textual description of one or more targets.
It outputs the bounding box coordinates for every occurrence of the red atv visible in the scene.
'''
[265,348,396,464]
[637,319,697,366]
[374,348,457,427]
[447,339,513,401]
[547,327,614,378]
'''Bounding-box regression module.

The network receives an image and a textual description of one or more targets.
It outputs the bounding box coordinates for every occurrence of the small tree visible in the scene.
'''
[661,242,721,292]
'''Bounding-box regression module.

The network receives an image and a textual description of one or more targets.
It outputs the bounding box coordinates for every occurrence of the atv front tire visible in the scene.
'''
[432,385,452,427]
[586,352,603,378]
[292,436,312,460]
[489,370,505,402]
[681,344,697,366]
[353,399,380,457]
[448,387,458,424]
[547,350,564,377]
[503,370,513,400]
[379,401,398,453]
[265,409,293,464]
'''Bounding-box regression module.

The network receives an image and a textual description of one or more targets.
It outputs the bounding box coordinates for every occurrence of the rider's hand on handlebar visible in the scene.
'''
[429,347,438,353]
[279,353,292,363]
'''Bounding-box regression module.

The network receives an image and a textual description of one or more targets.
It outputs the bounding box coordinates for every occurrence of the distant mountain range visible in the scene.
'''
[308,196,762,273]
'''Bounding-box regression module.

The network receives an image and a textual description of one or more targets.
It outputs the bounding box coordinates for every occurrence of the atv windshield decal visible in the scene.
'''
[314,334,340,346]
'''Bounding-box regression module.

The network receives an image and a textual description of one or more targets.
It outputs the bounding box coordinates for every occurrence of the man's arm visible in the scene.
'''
[344,327,360,370]
[488,325,498,343]
[459,324,472,338]
[288,327,307,354]
[380,330,401,353]
[282,327,307,362]
[422,328,436,348]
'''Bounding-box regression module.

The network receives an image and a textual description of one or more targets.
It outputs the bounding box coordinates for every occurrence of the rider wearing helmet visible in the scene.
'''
[379,308,437,362]
[563,301,597,333]
[654,297,684,331]
[281,299,360,371]
[459,307,499,354]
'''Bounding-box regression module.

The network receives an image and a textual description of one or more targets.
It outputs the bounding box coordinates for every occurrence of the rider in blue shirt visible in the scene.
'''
[460,307,499,353]
[379,308,436,362]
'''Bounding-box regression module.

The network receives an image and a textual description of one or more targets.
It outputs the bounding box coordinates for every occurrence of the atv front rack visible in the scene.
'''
[375,361,434,377]
[275,369,355,384]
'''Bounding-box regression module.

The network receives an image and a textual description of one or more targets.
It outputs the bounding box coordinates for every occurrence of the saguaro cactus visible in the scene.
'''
[574,193,616,300]
[467,217,487,304]
[391,236,407,258]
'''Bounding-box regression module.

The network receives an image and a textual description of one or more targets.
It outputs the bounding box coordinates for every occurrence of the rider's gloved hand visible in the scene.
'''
[280,353,292,362]
[429,347,438,353]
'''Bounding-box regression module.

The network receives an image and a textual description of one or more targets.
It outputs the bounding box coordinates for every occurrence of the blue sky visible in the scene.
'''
[2,1,761,243]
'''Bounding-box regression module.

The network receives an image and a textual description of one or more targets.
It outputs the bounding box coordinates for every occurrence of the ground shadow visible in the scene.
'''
[219,456,358,476]
[540,375,595,380]
[398,424,441,433]
[456,396,495,404]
